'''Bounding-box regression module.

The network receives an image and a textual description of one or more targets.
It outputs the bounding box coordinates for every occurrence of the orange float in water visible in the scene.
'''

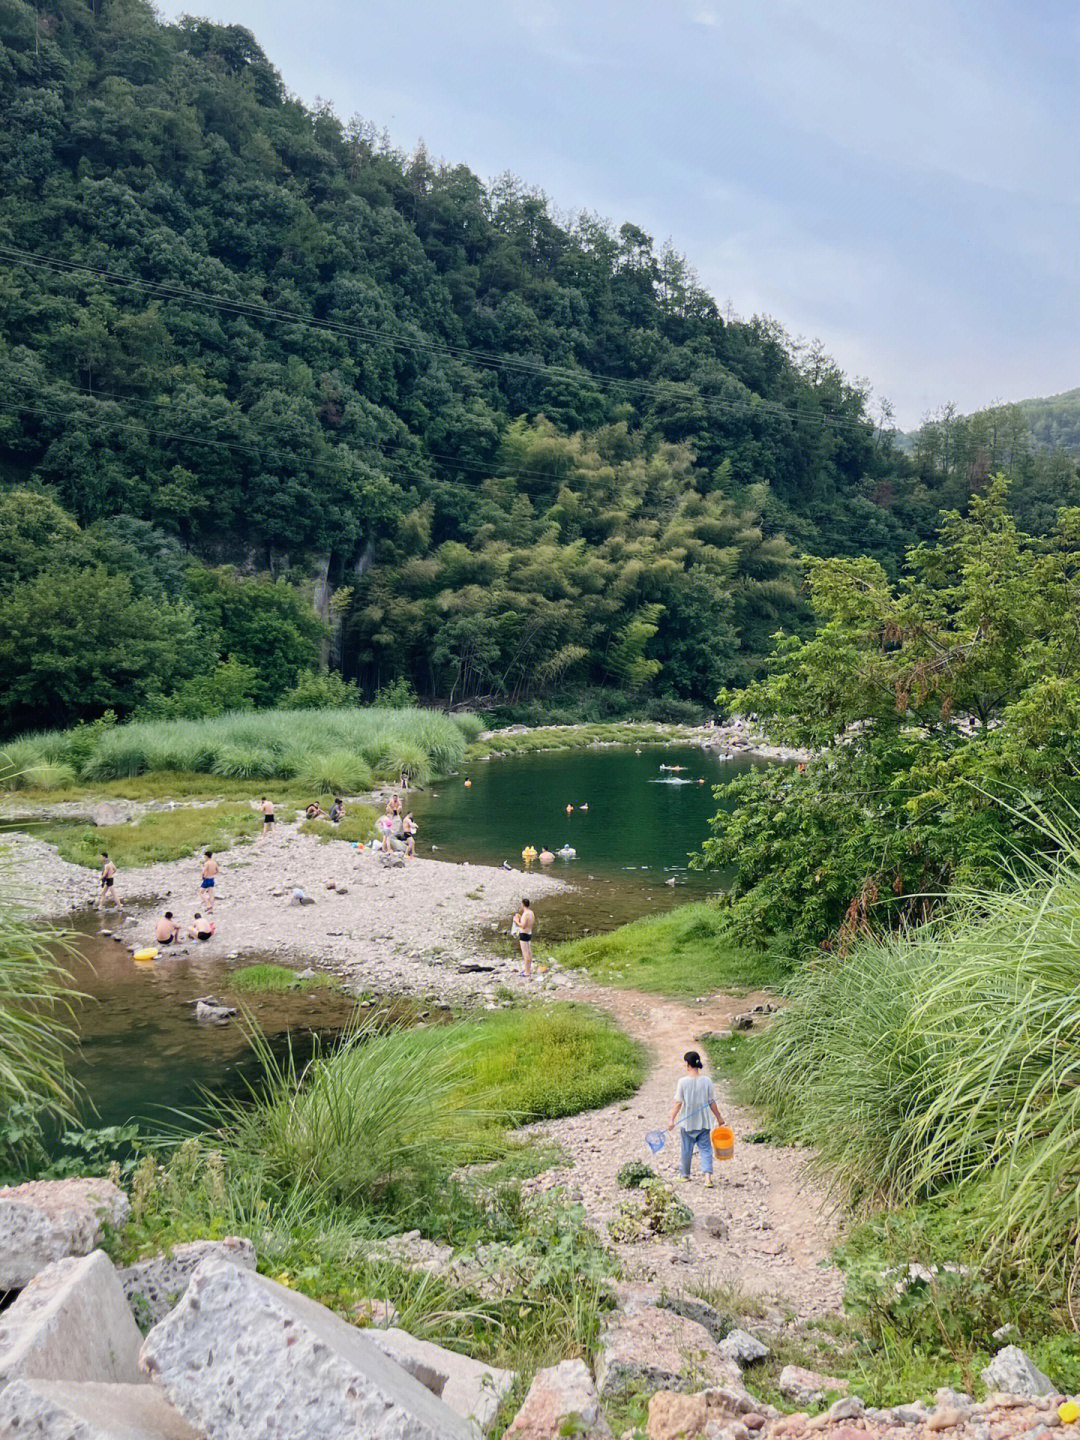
[711,1125,735,1160]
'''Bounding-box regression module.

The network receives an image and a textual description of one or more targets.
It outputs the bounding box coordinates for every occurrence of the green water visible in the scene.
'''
[407,744,773,938]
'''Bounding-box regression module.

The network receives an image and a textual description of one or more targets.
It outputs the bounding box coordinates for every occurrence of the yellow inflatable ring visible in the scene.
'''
[521,846,538,862]
[132,948,158,962]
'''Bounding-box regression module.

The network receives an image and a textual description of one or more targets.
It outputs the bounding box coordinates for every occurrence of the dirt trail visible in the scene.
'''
[529,984,845,1319]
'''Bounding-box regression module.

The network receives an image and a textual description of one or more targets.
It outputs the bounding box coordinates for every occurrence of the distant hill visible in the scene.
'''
[1015,388,1080,453]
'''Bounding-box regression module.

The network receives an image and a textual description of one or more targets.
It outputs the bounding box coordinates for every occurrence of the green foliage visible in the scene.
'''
[738,832,1080,1301]
[3,706,468,790]
[555,903,788,998]
[281,669,362,710]
[299,807,378,844]
[608,1178,692,1241]
[699,481,1080,947]
[139,660,260,720]
[616,1160,656,1189]
[225,964,337,995]
[0,898,78,1171]
[35,803,259,868]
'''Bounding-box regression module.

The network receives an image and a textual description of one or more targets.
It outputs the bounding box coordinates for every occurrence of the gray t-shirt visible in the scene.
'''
[675,1074,715,1132]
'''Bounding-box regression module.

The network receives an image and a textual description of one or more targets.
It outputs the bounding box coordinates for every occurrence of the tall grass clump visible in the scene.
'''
[743,828,1080,1295]
[2,707,468,791]
[0,893,79,1171]
[297,750,374,795]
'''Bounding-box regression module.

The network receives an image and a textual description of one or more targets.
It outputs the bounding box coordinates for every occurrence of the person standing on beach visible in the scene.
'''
[97,852,122,912]
[513,898,535,978]
[668,1049,725,1189]
[260,796,275,836]
[200,850,218,911]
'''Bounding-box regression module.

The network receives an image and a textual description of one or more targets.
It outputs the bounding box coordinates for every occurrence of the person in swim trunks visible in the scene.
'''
[188,912,215,941]
[155,911,180,945]
[200,850,218,911]
[97,852,122,912]
[513,898,535,978]
[260,796,275,835]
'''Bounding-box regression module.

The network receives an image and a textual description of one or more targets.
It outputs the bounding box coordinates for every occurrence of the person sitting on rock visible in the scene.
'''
[188,912,215,941]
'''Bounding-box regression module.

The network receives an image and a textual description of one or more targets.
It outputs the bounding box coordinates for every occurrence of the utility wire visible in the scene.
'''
[0,243,884,440]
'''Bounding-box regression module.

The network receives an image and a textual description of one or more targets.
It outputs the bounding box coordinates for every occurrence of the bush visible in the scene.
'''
[297,750,374,795]
[210,745,283,779]
[616,1160,656,1189]
[21,762,77,791]
[281,669,362,710]
[739,830,1080,1298]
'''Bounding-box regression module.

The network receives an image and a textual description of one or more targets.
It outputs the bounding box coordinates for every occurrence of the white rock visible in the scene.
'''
[0,1378,199,1438]
[0,1250,143,1388]
[777,1365,847,1405]
[980,1345,1057,1399]
[717,1329,769,1366]
[504,1357,611,1438]
[595,1306,742,1401]
[118,1236,256,1328]
[139,1256,470,1439]
[367,1327,515,1434]
[0,1177,130,1288]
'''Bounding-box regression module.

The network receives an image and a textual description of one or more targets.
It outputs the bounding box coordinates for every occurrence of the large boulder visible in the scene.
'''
[0,1250,143,1388]
[139,1256,471,1439]
[0,1379,199,1438]
[646,1387,758,1440]
[717,1329,769,1367]
[0,1177,130,1289]
[503,1358,611,1439]
[119,1236,256,1328]
[594,1306,742,1402]
[980,1345,1057,1399]
[367,1327,514,1435]
[777,1365,848,1406]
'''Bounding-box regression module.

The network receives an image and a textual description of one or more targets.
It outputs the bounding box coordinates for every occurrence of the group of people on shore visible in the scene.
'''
[373,792,417,855]
[97,847,219,950]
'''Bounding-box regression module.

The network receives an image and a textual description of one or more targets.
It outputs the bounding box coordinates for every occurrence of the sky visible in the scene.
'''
[156,0,1079,428]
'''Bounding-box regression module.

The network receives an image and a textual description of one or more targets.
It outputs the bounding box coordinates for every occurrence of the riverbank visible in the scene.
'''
[3,824,565,1002]
[470,717,813,764]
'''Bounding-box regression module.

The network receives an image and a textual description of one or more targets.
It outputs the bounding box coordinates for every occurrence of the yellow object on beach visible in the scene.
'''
[521,846,538,862]
[1059,1402,1080,1425]
[132,948,158,962]
[711,1125,735,1160]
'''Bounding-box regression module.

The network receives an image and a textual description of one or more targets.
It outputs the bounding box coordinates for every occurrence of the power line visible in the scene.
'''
[0,243,882,440]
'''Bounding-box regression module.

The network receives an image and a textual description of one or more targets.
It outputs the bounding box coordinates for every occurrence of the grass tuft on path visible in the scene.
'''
[226,964,338,995]
[554,903,789,998]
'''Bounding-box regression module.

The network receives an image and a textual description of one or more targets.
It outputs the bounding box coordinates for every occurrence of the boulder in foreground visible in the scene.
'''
[0,1378,199,1439]
[367,1326,514,1434]
[139,1256,471,1440]
[503,1358,611,1439]
[0,1177,130,1289]
[980,1344,1057,1398]
[0,1250,143,1389]
[118,1236,256,1328]
[595,1306,742,1401]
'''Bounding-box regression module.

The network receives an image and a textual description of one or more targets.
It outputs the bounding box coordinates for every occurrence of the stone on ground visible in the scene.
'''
[717,1328,769,1366]
[646,1387,757,1440]
[0,1379,199,1439]
[502,1358,611,1439]
[594,1306,743,1402]
[139,1256,471,1440]
[367,1326,514,1434]
[0,1177,130,1289]
[777,1364,848,1406]
[0,1250,143,1388]
[980,1345,1057,1399]
[118,1236,256,1328]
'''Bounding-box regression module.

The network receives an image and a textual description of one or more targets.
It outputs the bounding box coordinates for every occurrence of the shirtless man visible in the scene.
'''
[154,911,180,945]
[200,850,218,912]
[513,898,536,979]
[188,912,215,941]
[260,796,275,836]
[97,852,122,912]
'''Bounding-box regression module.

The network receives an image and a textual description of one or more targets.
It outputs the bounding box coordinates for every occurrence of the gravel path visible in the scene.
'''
[527,985,844,1318]
[2,824,564,1002]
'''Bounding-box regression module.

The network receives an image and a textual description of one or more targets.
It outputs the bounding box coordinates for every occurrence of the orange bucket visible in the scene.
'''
[711,1125,735,1160]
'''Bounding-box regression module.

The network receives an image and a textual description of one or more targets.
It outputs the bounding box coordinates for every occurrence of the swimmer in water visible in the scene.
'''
[464,777,472,788]
[565,803,573,814]
[538,846,555,864]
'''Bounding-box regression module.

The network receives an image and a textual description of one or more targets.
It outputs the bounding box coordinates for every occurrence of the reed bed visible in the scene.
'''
[742,834,1080,1293]
[0,708,475,790]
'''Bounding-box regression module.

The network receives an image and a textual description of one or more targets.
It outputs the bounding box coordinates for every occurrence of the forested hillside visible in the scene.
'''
[0,0,1075,734]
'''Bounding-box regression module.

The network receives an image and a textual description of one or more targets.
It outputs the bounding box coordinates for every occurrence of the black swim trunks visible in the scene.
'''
[518,932,532,942]
[101,876,113,888]
[263,814,274,824]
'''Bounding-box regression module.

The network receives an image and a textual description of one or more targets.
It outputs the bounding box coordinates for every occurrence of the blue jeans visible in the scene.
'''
[680,1128,713,1177]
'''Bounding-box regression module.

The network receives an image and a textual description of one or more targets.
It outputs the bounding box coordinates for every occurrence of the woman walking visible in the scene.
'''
[668,1050,725,1189]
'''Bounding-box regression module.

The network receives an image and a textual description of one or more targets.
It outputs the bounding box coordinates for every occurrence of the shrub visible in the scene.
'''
[211,746,284,779]
[450,712,485,742]
[616,1160,656,1189]
[21,762,77,791]
[608,1179,692,1241]
[297,751,374,795]
[376,742,431,787]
